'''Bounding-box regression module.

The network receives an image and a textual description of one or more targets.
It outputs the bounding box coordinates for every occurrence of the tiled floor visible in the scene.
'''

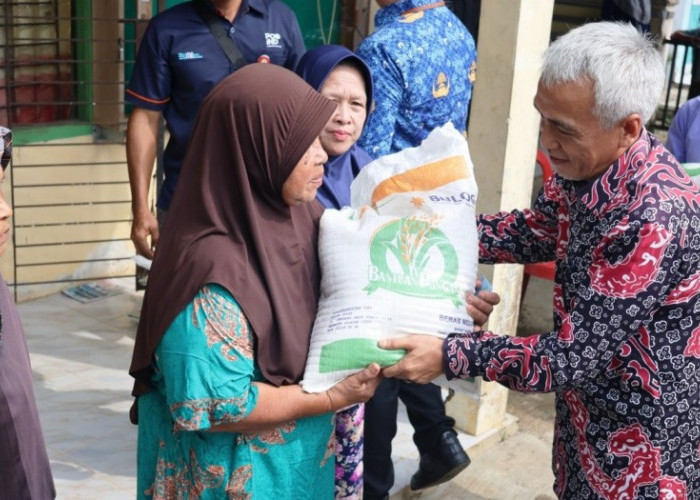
[19,277,550,499]
[20,279,141,499]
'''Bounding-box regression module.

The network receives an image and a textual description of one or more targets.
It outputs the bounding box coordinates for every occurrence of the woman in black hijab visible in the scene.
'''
[0,127,56,499]
[129,64,381,499]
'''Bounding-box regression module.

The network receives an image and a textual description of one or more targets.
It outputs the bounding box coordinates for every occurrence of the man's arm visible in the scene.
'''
[126,107,161,258]
[478,181,561,265]
[383,220,682,393]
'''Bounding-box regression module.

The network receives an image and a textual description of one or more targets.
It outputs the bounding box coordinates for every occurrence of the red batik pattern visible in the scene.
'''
[446,132,700,498]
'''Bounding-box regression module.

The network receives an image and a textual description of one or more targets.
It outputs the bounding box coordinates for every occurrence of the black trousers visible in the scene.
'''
[363,378,456,499]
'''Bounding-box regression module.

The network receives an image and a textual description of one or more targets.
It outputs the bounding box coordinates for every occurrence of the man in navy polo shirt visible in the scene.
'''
[357,1,477,498]
[125,0,305,259]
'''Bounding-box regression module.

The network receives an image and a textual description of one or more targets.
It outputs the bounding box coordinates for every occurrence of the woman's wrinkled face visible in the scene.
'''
[318,65,368,157]
[282,137,328,206]
[0,168,13,257]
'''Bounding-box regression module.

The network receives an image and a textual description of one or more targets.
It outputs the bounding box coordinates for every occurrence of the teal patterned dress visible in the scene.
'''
[136,284,335,499]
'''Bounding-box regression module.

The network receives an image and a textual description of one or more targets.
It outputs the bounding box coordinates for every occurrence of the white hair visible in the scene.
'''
[540,22,664,130]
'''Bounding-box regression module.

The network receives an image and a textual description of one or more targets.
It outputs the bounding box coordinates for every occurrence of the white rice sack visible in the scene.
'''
[301,122,479,393]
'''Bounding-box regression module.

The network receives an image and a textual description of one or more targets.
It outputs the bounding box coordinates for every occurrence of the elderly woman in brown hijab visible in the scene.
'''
[129,64,382,499]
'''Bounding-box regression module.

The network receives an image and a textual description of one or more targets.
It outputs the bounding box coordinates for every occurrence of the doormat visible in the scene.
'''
[62,280,124,304]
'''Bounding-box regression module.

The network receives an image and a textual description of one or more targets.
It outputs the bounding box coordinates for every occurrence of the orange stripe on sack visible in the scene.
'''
[371,156,469,206]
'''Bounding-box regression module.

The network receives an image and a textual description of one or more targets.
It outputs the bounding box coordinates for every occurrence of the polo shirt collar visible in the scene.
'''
[203,0,264,19]
[246,0,267,16]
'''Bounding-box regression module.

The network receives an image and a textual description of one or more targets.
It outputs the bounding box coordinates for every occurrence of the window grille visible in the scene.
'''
[0,0,149,301]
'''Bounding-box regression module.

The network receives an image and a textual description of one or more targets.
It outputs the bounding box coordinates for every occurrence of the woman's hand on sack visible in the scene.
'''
[468,278,500,331]
[378,335,444,384]
[326,363,382,410]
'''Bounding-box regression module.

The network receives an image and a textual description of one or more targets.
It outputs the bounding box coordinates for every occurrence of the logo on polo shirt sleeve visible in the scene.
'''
[265,32,282,49]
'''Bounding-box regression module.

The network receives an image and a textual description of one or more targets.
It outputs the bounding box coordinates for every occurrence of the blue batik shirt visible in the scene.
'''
[357,0,477,158]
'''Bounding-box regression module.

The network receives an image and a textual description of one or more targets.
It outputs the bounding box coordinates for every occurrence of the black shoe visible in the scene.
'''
[409,430,471,491]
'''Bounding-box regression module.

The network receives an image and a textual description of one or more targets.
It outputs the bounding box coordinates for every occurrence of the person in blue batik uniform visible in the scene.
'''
[357,0,477,159]
[355,1,478,497]
[125,0,305,260]
[381,22,700,500]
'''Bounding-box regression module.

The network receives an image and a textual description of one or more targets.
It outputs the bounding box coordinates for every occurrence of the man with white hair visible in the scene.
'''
[380,21,700,498]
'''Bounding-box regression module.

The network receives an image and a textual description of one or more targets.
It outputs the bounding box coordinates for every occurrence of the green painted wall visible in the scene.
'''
[280,0,341,48]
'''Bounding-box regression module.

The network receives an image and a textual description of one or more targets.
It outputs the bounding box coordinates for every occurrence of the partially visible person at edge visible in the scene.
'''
[128,64,382,499]
[379,22,700,499]
[670,16,700,100]
[0,127,55,499]
[354,0,479,496]
[125,0,305,259]
[295,44,499,499]
[667,95,700,163]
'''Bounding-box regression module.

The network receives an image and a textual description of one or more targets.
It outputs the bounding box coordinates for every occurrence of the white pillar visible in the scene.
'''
[446,0,555,436]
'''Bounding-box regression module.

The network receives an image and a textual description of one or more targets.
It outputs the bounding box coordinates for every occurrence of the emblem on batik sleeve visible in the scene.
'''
[432,72,450,98]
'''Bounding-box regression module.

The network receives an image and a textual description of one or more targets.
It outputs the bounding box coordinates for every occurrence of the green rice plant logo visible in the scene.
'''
[365,215,462,306]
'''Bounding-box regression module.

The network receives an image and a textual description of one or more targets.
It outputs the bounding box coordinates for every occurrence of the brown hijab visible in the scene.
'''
[129,64,336,396]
